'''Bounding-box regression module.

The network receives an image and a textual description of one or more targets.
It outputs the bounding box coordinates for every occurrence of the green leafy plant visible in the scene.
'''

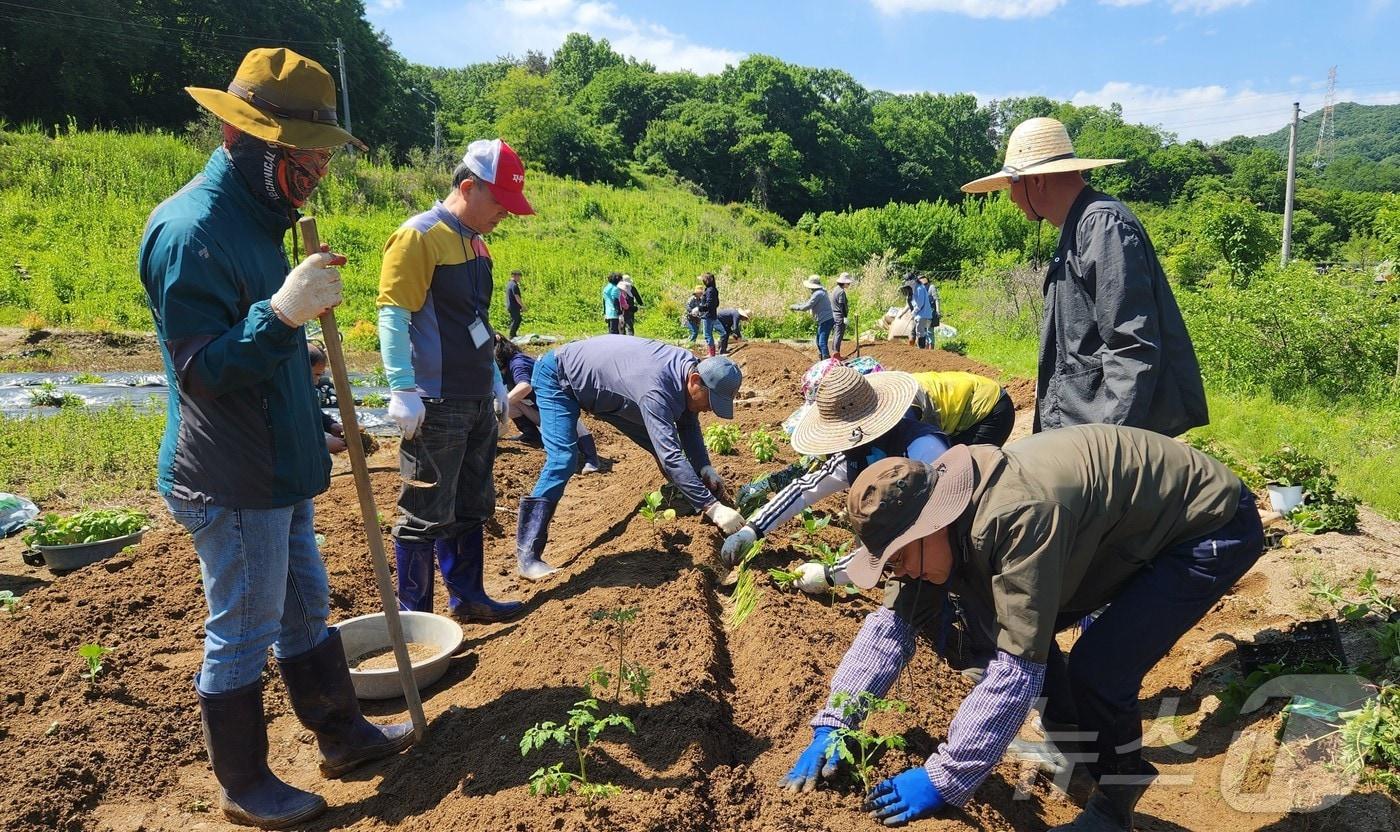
[70,372,104,384]
[360,392,388,408]
[730,540,765,628]
[22,508,146,547]
[588,606,651,704]
[78,643,112,682]
[0,590,20,616]
[767,567,799,590]
[637,490,676,535]
[1309,568,1398,622]
[365,365,390,387]
[1258,446,1360,533]
[520,695,635,800]
[1259,446,1324,488]
[748,428,779,463]
[1217,659,1345,720]
[28,382,84,409]
[1340,683,1400,792]
[703,423,741,455]
[826,691,909,792]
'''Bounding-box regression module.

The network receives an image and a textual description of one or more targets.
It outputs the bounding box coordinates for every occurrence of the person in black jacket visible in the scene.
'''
[682,285,704,343]
[618,273,643,336]
[699,272,721,356]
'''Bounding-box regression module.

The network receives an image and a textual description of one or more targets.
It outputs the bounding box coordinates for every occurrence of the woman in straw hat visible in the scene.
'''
[682,284,705,343]
[790,274,835,359]
[962,117,1207,438]
[138,48,412,828]
[784,425,1263,830]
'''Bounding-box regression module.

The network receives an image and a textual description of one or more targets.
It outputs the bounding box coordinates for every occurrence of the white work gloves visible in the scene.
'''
[388,390,425,440]
[493,375,510,430]
[700,464,730,502]
[793,562,832,594]
[270,251,343,327]
[720,524,758,567]
[704,502,745,535]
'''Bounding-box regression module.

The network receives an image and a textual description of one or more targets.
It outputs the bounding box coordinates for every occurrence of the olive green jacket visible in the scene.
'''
[947,424,1241,663]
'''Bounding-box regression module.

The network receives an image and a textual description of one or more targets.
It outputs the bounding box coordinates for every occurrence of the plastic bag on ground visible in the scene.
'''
[0,494,39,538]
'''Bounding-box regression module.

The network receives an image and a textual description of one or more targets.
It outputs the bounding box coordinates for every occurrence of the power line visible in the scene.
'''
[0,0,334,46]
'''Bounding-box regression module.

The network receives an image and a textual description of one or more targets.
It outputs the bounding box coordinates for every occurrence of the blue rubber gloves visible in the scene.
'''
[865,766,945,825]
[780,726,840,792]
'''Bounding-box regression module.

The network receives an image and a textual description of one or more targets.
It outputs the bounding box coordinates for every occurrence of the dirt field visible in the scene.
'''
[1,339,1397,831]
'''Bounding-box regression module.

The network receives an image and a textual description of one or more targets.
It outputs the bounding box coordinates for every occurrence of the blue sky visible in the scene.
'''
[366,0,1399,143]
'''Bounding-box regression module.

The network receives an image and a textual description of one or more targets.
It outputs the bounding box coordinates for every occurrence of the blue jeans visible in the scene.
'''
[816,318,834,359]
[165,495,330,693]
[703,317,720,349]
[529,351,584,503]
[1042,489,1265,773]
[684,318,700,342]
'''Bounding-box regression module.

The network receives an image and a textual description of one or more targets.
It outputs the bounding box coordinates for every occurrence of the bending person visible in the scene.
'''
[785,425,1264,831]
[494,334,602,473]
[516,335,746,580]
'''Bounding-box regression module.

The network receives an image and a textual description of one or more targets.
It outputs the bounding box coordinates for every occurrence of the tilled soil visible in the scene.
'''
[1,340,1397,831]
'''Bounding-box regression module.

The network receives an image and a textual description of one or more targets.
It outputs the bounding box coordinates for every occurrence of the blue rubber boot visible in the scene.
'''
[577,433,602,474]
[515,497,559,581]
[436,528,524,623]
[393,538,435,612]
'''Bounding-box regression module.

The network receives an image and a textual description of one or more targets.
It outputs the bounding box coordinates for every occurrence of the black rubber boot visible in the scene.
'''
[437,527,524,623]
[195,676,326,829]
[393,538,435,612]
[515,497,559,581]
[1048,762,1158,831]
[277,629,416,778]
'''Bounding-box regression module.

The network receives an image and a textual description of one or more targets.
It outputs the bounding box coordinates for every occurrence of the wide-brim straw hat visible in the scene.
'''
[835,272,854,285]
[961,117,1121,194]
[803,275,824,290]
[791,366,918,455]
[187,47,365,150]
[736,308,752,319]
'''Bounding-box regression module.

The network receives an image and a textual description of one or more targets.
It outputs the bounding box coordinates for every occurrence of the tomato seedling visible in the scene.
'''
[588,606,651,704]
[520,695,635,801]
[826,691,909,793]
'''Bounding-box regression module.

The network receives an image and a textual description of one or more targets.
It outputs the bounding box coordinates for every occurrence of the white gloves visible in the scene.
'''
[270,251,343,327]
[720,524,758,566]
[794,562,832,594]
[493,375,510,430]
[704,502,745,535]
[388,390,425,440]
[700,464,729,502]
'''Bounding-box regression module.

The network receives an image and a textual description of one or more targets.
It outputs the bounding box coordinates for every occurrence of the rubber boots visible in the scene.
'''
[277,628,416,777]
[195,676,326,829]
[394,538,436,612]
[577,433,602,474]
[436,527,524,623]
[515,497,559,581]
[1048,761,1158,832]
[707,345,717,357]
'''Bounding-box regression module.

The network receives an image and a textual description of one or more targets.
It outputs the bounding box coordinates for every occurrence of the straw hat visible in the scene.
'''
[736,308,752,319]
[187,48,364,150]
[790,365,918,455]
[961,117,1122,194]
[836,272,854,285]
[693,285,705,295]
[803,274,824,290]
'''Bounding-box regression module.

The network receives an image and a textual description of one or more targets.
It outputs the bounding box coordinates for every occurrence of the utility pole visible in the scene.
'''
[411,88,442,168]
[335,38,353,146]
[1281,101,1299,266]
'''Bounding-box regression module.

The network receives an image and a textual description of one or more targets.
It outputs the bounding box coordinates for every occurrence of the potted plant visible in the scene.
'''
[1257,446,1317,515]
[22,508,149,571]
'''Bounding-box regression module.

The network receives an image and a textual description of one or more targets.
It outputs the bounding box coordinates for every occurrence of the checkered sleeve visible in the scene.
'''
[923,650,1045,806]
[811,607,916,730]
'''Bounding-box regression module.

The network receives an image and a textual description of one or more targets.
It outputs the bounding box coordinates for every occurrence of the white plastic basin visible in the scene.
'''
[338,611,463,700]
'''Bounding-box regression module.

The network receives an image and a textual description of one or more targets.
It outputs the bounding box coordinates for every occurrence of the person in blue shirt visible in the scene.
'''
[138,48,411,828]
[909,272,935,349]
[602,272,623,334]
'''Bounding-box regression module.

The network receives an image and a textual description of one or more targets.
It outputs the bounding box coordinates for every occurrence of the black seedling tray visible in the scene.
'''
[1237,619,1346,675]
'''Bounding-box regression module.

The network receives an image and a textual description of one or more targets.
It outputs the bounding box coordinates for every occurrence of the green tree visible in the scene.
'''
[550,33,625,97]
[1198,198,1277,281]
[491,68,627,184]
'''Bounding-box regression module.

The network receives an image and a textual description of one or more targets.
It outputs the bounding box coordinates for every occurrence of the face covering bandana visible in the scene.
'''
[223,125,331,212]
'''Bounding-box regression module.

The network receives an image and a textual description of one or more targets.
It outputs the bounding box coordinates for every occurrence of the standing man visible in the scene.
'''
[920,273,941,347]
[618,273,644,336]
[516,336,747,580]
[715,307,750,355]
[784,426,1263,831]
[831,272,853,360]
[505,269,524,339]
[962,117,1207,436]
[602,272,623,334]
[139,48,412,828]
[790,274,834,360]
[910,273,934,349]
[379,138,532,624]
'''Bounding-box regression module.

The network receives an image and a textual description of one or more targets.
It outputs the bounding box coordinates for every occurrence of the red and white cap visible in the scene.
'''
[462,138,534,215]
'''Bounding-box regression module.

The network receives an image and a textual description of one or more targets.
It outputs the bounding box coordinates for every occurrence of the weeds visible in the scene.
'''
[826,691,909,793]
[0,590,19,616]
[520,695,635,801]
[748,428,779,463]
[70,372,103,384]
[588,606,652,704]
[360,392,388,408]
[1309,568,1398,623]
[704,424,741,455]
[78,643,112,683]
[28,382,84,409]
[1340,684,1400,792]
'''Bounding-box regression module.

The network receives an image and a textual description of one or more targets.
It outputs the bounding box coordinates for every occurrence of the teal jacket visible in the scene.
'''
[138,149,330,508]
[602,282,621,319]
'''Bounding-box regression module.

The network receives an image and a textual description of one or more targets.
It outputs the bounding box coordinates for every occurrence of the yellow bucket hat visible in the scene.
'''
[186,47,365,150]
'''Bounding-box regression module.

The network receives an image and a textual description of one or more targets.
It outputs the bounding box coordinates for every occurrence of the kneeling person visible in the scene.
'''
[786,425,1264,830]
[516,335,746,580]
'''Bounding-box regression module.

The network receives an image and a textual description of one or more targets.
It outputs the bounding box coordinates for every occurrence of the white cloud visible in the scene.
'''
[868,0,1065,19]
[472,0,743,74]
[1098,0,1151,6]
[366,0,404,11]
[1065,80,1400,142]
[1167,0,1254,13]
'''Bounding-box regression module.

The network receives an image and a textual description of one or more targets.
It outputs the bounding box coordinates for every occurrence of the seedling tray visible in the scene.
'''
[1237,618,1346,675]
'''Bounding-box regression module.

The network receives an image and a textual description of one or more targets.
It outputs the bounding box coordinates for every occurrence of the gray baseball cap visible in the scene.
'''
[697,356,743,419]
